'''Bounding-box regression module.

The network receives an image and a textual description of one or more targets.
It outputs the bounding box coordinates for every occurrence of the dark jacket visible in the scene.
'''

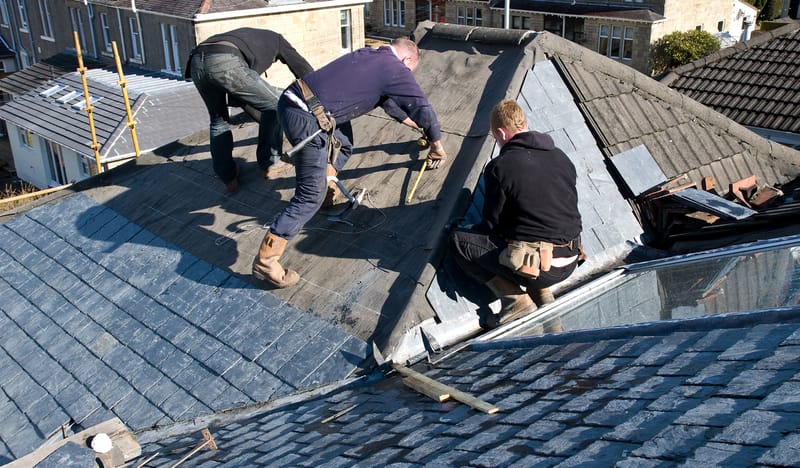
[188,28,312,78]
[478,131,581,245]
[287,46,441,142]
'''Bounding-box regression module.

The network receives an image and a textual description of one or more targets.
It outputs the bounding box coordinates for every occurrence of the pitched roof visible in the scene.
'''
[0,53,107,97]
[2,21,800,465]
[0,192,367,462]
[0,66,206,160]
[129,235,800,465]
[661,22,800,136]
[86,0,271,18]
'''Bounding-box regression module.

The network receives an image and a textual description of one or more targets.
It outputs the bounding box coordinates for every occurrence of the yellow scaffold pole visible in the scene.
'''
[111,41,140,157]
[74,31,102,174]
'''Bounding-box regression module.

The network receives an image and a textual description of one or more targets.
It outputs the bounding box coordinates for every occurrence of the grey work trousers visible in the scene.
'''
[190,51,283,183]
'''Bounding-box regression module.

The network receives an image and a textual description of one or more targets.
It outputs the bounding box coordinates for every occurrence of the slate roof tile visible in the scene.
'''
[664,23,800,136]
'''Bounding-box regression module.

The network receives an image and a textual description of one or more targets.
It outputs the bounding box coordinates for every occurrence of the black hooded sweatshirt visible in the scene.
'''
[478,130,581,245]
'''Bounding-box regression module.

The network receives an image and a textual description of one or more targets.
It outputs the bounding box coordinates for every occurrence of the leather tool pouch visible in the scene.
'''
[499,240,554,278]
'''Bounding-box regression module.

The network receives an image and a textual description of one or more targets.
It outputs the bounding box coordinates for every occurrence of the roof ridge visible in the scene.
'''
[532,32,800,164]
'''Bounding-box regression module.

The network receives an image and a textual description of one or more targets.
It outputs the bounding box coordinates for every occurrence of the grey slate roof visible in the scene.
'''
[3,21,800,465]
[0,53,107,98]
[661,22,800,137]
[131,300,800,466]
[0,192,367,463]
[0,66,206,160]
[86,0,269,17]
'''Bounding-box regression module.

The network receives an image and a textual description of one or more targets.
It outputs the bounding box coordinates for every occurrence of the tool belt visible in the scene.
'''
[297,79,341,166]
[499,238,586,278]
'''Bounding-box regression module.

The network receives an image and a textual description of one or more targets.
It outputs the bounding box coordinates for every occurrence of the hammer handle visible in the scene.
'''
[406,159,428,203]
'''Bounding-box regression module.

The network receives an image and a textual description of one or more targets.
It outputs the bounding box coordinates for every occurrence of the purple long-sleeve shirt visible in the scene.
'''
[288,46,442,142]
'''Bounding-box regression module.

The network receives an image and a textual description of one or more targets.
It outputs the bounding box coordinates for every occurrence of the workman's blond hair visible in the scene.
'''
[392,37,420,60]
[490,100,527,134]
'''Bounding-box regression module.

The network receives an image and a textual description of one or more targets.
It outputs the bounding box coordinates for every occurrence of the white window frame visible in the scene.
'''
[37,0,54,39]
[622,26,634,60]
[100,12,112,53]
[80,155,95,177]
[0,0,10,27]
[16,0,28,32]
[609,25,622,59]
[160,23,181,74]
[17,127,33,148]
[129,17,141,60]
[383,0,405,27]
[45,140,68,186]
[340,9,352,53]
[474,8,482,26]
[457,6,465,24]
[69,7,87,54]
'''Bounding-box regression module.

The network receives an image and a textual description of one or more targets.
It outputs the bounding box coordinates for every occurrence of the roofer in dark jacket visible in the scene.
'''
[252,37,446,288]
[450,99,583,328]
[188,28,313,193]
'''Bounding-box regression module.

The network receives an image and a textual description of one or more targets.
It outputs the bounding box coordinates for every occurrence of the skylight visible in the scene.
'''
[39,84,66,97]
[56,91,81,104]
[71,96,101,110]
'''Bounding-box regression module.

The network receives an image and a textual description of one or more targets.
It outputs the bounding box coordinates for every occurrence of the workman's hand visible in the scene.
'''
[426,142,447,169]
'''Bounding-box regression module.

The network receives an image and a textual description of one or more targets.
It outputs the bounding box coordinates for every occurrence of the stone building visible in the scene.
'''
[367,0,757,74]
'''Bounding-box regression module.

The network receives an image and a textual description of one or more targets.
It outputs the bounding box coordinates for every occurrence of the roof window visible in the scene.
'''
[71,96,101,110]
[39,84,66,97]
[56,90,81,104]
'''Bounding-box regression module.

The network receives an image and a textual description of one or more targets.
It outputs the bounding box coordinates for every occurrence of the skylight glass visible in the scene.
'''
[510,237,800,336]
[56,90,81,104]
[39,84,66,97]
[71,96,101,110]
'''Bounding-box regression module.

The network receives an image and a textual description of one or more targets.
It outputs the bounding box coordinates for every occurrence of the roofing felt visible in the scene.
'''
[3,21,800,464]
[0,67,206,159]
[662,22,800,136]
[131,288,800,465]
[0,192,367,462]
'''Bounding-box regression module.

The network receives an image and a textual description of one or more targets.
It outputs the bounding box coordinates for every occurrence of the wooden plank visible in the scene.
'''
[402,376,451,402]
[394,365,500,414]
[6,417,140,468]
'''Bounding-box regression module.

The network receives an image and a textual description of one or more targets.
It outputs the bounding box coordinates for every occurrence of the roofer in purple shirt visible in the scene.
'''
[251,37,447,288]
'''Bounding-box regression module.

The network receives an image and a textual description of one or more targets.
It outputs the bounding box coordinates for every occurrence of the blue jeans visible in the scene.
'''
[270,96,353,240]
[190,51,283,183]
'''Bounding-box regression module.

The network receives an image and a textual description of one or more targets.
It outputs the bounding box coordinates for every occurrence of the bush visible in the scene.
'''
[650,29,721,75]
[759,0,785,20]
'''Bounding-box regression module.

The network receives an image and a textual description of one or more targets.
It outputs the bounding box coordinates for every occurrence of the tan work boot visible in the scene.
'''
[252,232,300,288]
[262,158,294,179]
[529,287,555,307]
[224,163,240,193]
[323,164,343,208]
[485,276,536,326]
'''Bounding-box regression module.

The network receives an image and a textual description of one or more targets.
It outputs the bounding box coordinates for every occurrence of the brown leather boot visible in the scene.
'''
[323,164,343,208]
[485,276,536,326]
[529,287,555,307]
[252,232,299,288]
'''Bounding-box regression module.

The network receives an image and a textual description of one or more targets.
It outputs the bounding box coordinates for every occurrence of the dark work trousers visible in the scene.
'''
[190,51,283,183]
[449,227,578,291]
[270,96,354,240]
